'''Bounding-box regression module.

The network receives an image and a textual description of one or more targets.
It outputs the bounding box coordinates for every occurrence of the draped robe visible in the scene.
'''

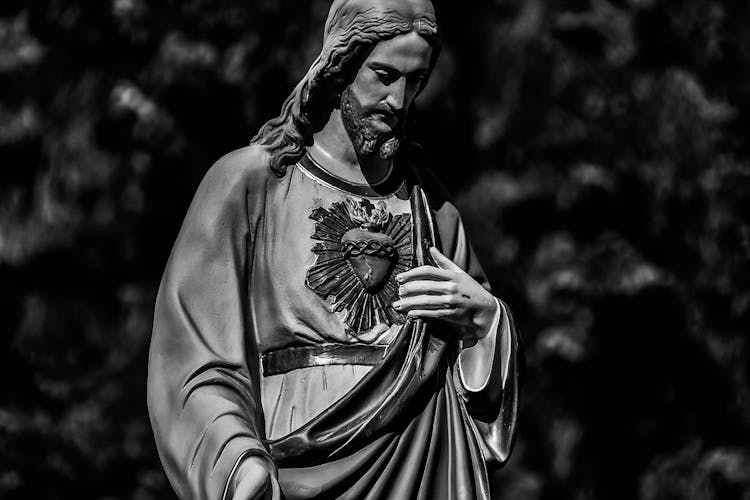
[147,146,520,500]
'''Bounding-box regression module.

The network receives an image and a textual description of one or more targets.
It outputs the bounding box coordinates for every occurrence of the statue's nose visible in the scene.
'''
[385,78,406,112]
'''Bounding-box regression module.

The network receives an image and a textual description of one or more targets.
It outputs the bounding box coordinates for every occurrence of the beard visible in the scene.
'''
[340,87,403,160]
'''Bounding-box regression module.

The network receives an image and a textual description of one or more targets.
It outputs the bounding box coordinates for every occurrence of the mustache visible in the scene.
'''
[365,105,402,120]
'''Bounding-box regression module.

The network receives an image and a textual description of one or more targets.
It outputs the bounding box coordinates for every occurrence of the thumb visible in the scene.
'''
[430,247,462,271]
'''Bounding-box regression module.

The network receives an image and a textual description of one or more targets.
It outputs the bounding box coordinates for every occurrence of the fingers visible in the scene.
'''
[398,280,456,297]
[396,248,463,283]
[397,265,452,283]
[266,475,282,500]
[429,247,463,272]
[394,294,458,312]
[232,457,271,500]
[234,472,269,500]
[404,308,455,319]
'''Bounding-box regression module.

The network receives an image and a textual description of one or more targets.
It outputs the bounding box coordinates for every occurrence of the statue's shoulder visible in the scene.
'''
[189,145,276,214]
[206,145,274,187]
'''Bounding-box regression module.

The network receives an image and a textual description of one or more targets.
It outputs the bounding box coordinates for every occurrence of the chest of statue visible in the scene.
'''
[249,159,417,351]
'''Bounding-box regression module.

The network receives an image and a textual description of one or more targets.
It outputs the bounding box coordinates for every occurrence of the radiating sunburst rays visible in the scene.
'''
[306,199,413,334]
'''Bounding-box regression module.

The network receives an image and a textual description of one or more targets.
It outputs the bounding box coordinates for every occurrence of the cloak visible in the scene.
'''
[147,146,520,499]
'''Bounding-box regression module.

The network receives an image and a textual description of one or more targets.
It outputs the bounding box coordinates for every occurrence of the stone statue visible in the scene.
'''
[147,1,521,499]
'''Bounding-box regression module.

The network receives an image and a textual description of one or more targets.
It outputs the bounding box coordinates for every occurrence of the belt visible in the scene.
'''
[261,344,387,376]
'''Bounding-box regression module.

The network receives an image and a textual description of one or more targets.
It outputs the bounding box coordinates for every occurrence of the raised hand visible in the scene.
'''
[231,456,278,500]
[394,247,497,340]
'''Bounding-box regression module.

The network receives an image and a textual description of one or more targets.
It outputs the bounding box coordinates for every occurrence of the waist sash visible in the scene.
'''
[261,344,388,376]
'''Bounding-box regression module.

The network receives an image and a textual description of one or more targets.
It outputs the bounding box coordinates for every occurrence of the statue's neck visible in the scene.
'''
[308,109,392,186]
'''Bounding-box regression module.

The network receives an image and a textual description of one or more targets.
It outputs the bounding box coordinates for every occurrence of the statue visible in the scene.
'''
[147,1,521,499]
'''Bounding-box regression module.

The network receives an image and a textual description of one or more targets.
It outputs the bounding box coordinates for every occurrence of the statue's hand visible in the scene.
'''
[231,456,277,500]
[394,247,497,341]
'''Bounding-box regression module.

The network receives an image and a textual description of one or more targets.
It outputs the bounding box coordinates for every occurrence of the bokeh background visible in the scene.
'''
[1,0,749,498]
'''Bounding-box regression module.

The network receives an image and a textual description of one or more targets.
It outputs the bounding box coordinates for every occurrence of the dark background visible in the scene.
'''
[1,0,749,499]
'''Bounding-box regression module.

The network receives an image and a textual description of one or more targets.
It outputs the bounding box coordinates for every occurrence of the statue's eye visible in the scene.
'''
[408,73,426,86]
[374,69,398,85]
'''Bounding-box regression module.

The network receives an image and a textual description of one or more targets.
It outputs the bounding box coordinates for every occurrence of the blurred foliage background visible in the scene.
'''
[1,0,749,499]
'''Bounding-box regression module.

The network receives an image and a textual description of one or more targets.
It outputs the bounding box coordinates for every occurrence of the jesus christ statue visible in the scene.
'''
[147,1,521,498]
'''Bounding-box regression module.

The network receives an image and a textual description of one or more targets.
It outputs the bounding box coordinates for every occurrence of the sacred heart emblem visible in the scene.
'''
[306,198,412,334]
[342,229,396,292]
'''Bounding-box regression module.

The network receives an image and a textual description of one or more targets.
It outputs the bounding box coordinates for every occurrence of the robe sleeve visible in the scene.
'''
[432,194,522,468]
[147,147,274,500]
[457,298,510,392]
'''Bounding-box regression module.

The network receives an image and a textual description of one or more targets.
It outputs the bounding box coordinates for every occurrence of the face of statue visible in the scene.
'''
[341,31,433,160]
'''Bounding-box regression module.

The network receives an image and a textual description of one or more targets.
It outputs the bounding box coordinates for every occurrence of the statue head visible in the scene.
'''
[252,0,440,176]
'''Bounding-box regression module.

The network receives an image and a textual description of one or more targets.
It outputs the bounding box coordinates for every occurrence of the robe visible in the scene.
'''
[147,145,521,500]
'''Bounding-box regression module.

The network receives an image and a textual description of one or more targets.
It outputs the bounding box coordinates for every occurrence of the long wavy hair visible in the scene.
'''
[251,3,440,177]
